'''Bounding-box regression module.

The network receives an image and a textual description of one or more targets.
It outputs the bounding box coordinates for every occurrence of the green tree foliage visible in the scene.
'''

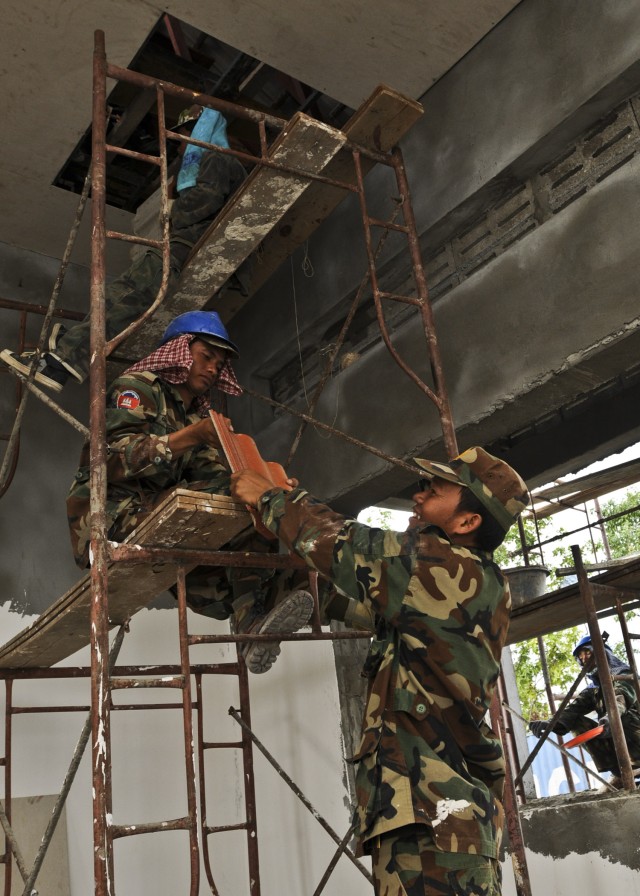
[511,630,580,720]
[600,488,640,559]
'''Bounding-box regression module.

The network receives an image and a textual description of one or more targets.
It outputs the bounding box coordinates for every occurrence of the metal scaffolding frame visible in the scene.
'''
[0,29,464,895]
[4,24,638,896]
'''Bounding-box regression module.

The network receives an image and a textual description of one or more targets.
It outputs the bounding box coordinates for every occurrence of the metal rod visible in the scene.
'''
[3,681,13,896]
[190,630,372,645]
[105,61,287,130]
[615,597,640,702]
[392,147,459,457]
[0,664,240,681]
[89,31,112,896]
[490,689,532,896]
[105,61,395,168]
[105,88,172,356]
[496,672,529,805]
[311,826,356,896]
[572,545,636,790]
[351,149,443,414]
[0,312,25,499]
[166,130,360,193]
[237,651,261,895]
[536,635,576,792]
[0,165,91,495]
[110,817,192,839]
[228,708,373,885]
[0,297,84,321]
[8,373,90,438]
[109,543,307,569]
[195,674,221,896]
[0,803,32,892]
[244,385,423,477]
[175,567,201,896]
[286,202,402,465]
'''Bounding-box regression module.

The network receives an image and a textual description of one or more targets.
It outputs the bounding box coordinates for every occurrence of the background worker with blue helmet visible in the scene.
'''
[66,311,314,674]
[1,105,248,393]
[530,633,640,788]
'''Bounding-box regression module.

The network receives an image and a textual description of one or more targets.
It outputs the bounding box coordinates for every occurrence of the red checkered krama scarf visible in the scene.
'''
[124,334,242,417]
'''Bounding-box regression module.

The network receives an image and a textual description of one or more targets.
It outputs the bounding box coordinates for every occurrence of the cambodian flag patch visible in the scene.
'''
[117,389,141,410]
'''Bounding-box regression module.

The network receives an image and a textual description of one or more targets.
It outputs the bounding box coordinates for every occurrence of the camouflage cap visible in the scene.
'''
[414,447,529,532]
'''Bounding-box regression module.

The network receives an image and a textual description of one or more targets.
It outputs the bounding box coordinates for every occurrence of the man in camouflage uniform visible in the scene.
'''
[1,105,248,391]
[530,635,640,787]
[67,310,313,674]
[230,448,529,895]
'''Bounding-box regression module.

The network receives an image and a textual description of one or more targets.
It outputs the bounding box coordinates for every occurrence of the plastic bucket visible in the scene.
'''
[504,566,549,609]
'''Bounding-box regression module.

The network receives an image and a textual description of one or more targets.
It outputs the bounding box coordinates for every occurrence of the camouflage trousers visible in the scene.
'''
[370,825,501,896]
[54,151,247,381]
[55,251,181,381]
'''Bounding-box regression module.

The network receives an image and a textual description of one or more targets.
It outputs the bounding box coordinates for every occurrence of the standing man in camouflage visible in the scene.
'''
[67,310,313,674]
[230,448,529,895]
[530,633,640,788]
[1,105,248,392]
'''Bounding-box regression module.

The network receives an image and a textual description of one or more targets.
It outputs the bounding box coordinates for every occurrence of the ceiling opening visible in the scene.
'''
[52,13,354,213]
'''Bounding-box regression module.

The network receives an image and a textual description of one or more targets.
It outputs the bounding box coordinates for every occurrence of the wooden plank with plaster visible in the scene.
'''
[120,113,346,358]
[0,490,251,670]
[216,84,424,318]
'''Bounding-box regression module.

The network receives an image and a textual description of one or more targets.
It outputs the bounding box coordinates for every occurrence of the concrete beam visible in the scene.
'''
[235,153,640,512]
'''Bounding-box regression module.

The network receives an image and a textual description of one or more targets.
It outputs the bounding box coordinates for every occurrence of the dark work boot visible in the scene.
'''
[234,590,314,674]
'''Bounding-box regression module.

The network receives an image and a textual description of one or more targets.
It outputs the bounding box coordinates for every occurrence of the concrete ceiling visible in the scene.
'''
[0,0,520,270]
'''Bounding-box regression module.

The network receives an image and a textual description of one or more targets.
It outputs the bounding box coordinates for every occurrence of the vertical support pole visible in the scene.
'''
[89,29,113,896]
[571,545,636,790]
[3,680,12,896]
[237,656,261,896]
[391,147,458,458]
[351,145,459,460]
[536,636,576,792]
[175,567,201,896]
[615,597,640,702]
[195,673,221,896]
[490,689,533,896]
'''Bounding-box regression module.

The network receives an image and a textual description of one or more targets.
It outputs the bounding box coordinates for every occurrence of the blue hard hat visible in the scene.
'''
[572,631,610,658]
[160,311,239,358]
[572,635,593,658]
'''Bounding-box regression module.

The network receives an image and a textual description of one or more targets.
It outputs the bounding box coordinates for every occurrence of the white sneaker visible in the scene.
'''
[0,349,67,392]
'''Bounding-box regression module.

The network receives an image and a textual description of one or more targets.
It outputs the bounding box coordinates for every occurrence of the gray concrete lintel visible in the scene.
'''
[248,152,640,513]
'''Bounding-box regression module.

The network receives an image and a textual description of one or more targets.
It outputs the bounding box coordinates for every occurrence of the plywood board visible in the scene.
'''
[0,491,251,669]
[119,113,346,358]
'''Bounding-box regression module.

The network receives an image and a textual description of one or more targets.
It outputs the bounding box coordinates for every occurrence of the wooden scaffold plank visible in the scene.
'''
[0,491,251,669]
[232,84,424,318]
[120,113,347,358]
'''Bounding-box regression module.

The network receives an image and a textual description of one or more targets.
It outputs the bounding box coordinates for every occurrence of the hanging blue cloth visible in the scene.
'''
[176,108,230,193]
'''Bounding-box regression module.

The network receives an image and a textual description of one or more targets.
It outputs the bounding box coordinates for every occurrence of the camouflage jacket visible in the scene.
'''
[67,371,229,568]
[256,487,510,859]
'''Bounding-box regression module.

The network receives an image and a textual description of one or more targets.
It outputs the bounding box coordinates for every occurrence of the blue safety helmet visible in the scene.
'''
[160,311,239,358]
[572,635,594,659]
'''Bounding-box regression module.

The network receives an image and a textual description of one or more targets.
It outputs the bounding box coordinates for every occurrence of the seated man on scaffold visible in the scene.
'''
[66,310,313,674]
